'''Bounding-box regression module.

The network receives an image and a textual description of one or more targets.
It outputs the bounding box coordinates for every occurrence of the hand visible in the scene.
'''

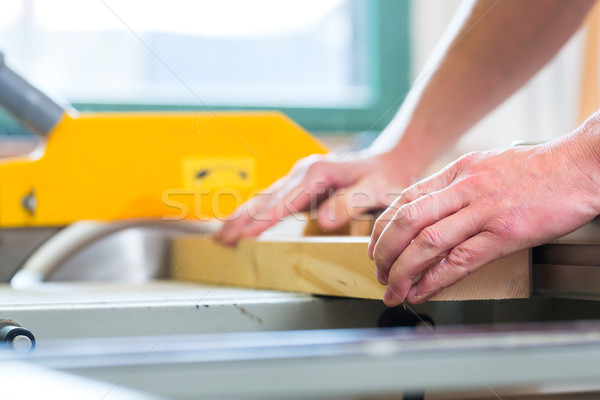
[214,151,411,245]
[369,128,600,306]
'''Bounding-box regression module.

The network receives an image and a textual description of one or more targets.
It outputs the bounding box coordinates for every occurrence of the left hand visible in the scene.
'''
[368,126,600,306]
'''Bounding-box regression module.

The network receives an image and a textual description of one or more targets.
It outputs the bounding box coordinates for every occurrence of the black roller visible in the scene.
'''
[0,319,36,353]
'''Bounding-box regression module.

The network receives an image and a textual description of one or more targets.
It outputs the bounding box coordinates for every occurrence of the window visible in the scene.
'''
[0,0,409,133]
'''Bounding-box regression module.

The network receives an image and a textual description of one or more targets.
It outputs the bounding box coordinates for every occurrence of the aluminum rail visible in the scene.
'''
[6,321,600,399]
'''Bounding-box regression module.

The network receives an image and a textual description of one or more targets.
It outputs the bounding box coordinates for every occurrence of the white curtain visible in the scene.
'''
[410,0,585,154]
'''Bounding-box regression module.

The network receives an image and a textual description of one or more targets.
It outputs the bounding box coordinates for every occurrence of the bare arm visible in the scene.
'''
[368,0,600,305]
[216,0,596,245]
[373,0,596,176]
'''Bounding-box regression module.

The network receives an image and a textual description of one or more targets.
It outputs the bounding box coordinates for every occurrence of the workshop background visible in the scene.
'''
[2,1,600,400]
[0,0,589,154]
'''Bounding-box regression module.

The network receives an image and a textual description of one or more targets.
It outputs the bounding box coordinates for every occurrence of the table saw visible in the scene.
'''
[2,52,600,399]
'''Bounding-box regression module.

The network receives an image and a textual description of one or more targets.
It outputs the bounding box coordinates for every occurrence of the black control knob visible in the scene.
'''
[0,319,36,353]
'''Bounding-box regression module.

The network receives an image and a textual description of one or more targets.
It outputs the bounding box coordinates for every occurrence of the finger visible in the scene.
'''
[214,183,283,245]
[215,156,319,244]
[405,231,505,304]
[315,180,381,231]
[217,167,335,244]
[215,174,297,243]
[244,171,333,230]
[368,162,458,258]
[368,186,430,259]
[373,187,465,285]
[382,206,481,306]
[368,197,408,259]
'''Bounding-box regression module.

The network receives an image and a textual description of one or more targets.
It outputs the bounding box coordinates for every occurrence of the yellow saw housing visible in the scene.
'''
[0,112,327,227]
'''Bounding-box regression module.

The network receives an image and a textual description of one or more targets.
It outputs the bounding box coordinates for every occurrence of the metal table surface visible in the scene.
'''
[0,280,390,343]
[4,282,600,399]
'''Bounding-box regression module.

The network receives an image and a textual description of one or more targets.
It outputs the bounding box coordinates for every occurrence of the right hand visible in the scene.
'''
[213,151,412,245]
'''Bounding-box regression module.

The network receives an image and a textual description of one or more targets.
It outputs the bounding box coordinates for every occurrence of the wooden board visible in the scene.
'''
[171,236,530,301]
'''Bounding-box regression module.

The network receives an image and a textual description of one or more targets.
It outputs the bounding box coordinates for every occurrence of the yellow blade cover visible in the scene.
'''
[0,111,327,227]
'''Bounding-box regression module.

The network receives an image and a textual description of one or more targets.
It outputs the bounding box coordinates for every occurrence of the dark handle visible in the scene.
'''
[0,52,65,136]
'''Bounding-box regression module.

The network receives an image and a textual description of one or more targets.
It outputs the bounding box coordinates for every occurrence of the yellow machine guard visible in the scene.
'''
[0,112,327,227]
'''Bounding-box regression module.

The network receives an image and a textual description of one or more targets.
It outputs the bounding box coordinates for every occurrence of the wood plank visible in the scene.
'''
[302,216,376,237]
[171,236,530,301]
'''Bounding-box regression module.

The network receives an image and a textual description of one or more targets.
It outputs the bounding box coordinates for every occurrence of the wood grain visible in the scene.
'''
[171,236,530,301]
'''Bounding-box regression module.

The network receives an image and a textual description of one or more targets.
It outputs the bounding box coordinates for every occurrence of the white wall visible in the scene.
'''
[410,0,585,154]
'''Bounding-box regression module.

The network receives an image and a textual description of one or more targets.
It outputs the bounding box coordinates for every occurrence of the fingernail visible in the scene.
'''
[376,268,388,285]
[383,288,393,303]
[383,288,399,306]
[408,286,418,299]
[376,270,386,285]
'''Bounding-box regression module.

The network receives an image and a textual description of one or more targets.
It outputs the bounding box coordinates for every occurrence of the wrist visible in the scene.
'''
[568,112,600,216]
[389,124,441,178]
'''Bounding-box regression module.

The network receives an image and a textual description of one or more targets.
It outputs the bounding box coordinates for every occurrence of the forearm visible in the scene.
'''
[570,110,600,213]
[371,0,596,177]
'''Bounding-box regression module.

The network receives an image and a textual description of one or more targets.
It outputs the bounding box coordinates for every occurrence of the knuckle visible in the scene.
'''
[392,204,419,230]
[454,178,477,199]
[403,203,421,223]
[306,160,327,174]
[296,154,327,172]
[486,214,518,239]
[446,246,476,275]
[386,195,409,215]
[415,226,443,250]
[399,187,415,203]
[373,218,387,236]
[457,151,480,167]
[418,269,450,301]
[390,215,410,231]
[426,267,444,287]
[454,174,487,201]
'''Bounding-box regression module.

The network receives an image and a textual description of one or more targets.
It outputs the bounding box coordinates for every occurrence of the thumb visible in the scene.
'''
[316,182,378,231]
